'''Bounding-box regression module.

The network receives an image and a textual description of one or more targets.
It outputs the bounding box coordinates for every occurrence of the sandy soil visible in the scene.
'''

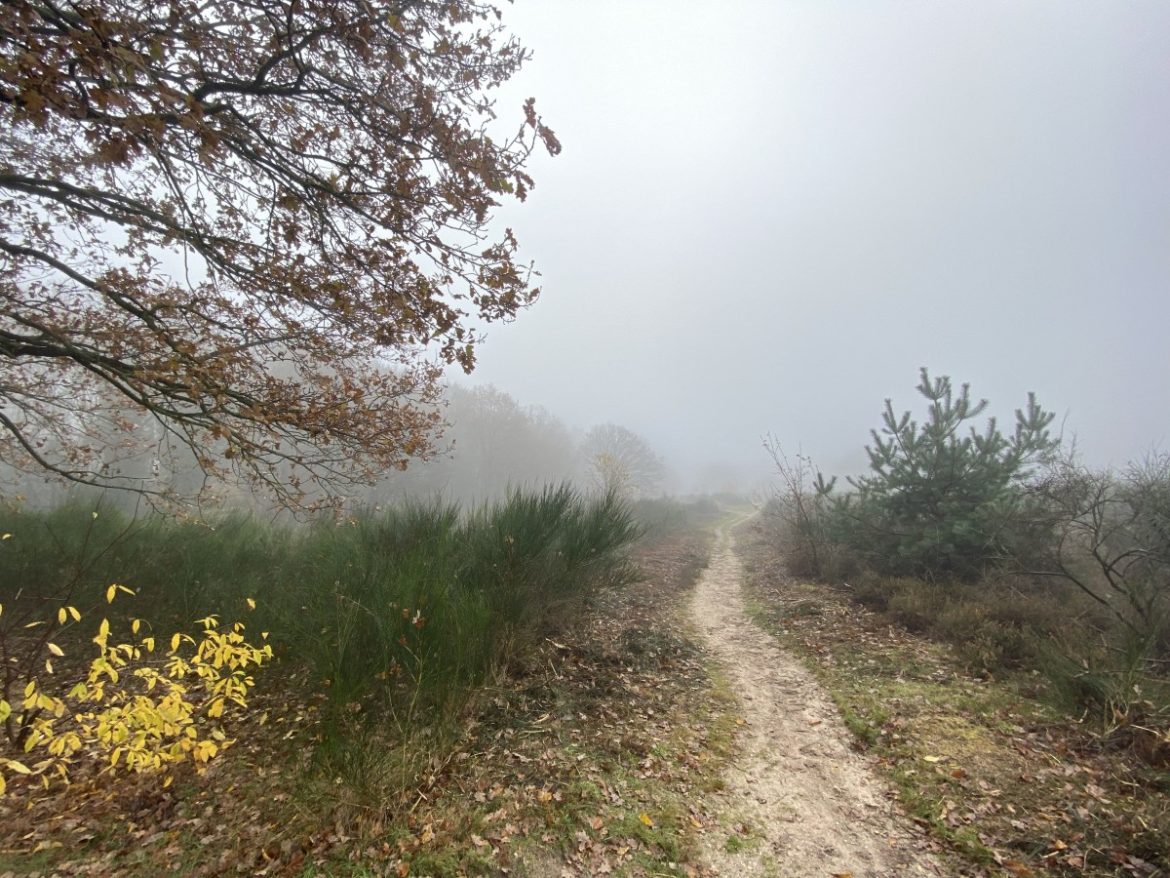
[689,524,946,878]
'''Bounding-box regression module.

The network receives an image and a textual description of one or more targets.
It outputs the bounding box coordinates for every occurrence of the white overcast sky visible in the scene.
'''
[457,0,1170,491]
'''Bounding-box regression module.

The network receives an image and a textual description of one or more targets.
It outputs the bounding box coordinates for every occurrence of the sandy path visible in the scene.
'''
[689,525,945,878]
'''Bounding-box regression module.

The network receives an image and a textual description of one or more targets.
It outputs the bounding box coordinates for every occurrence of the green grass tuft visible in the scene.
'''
[0,487,642,802]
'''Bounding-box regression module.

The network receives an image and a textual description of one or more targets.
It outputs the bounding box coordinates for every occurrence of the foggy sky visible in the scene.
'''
[459,1,1170,492]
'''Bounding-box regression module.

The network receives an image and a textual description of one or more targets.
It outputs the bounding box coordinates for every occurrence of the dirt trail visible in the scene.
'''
[690,524,946,878]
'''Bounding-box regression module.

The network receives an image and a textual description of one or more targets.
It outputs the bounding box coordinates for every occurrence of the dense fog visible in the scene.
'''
[3,1,1167,509]
[463,0,1170,492]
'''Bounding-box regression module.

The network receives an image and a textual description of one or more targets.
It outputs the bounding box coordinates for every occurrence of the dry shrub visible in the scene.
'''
[851,571,1105,675]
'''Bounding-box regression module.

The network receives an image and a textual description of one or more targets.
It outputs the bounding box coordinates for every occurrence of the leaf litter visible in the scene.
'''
[736,517,1170,878]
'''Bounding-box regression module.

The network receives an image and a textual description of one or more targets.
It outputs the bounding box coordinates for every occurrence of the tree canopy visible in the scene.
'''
[0,0,559,508]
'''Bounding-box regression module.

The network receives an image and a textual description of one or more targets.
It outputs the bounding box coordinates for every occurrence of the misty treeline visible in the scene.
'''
[0,382,670,513]
[766,368,1170,762]
[372,386,670,505]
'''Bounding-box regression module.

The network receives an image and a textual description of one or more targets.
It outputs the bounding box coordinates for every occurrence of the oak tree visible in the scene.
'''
[582,423,666,498]
[0,0,559,509]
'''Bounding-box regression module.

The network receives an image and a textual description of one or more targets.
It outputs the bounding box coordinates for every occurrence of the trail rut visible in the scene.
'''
[689,525,946,878]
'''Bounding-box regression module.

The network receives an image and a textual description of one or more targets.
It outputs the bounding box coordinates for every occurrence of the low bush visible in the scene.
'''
[883,578,948,634]
[281,486,641,718]
[0,581,271,797]
[843,570,1109,674]
[1038,642,1170,766]
[0,486,643,800]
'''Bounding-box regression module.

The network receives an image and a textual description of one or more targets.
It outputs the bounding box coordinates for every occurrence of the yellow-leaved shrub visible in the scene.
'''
[0,586,272,797]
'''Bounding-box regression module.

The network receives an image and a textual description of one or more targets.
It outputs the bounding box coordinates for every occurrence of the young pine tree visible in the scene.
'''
[822,368,1058,580]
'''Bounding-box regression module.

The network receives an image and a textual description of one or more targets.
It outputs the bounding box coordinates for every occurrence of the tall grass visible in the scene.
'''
[0,485,641,743]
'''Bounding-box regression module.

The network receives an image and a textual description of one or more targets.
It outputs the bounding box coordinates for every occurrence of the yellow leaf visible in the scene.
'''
[170,632,182,652]
[106,583,134,603]
[0,773,5,796]
[57,607,67,625]
[246,598,256,610]
[44,659,53,674]
[4,759,31,775]
[47,642,64,657]
[67,606,81,622]
[132,619,141,635]
[639,812,654,827]
[923,755,943,763]
[1,532,11,539]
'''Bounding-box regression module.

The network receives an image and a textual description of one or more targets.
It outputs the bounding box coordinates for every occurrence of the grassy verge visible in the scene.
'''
[361,523,738,878]
[1,485,639,719]
[0,498,739,876]
[735,517,1170,878]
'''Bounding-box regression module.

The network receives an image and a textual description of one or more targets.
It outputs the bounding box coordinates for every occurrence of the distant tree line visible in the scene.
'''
[1,382,669,511]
